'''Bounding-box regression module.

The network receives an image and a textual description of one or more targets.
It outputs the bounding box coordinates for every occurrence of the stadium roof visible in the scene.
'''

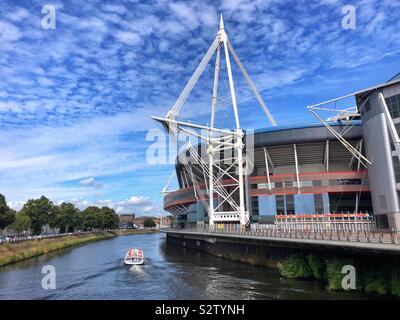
[253,121,361,134]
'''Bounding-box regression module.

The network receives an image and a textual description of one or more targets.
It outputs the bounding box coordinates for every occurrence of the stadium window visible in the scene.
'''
[393,156,400,183]
[285,195,295,214]
[376,214,389,229]
[276,195,285,215]
[395,123,400,137]
[385,94,400,119]
[314,194,324,213]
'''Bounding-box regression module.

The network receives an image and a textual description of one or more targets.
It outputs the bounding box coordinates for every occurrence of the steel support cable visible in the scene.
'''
[177,128,231,191]
[228,41,277,126]
[162,170,176,194]
[167,121,240,216]
[187,165,210,212]
[176,128,241,212]
[213,185,240,212]
[326,127,368,167]
[355,167,368,214]
[212,158,239,184]
[329,125,369,167]
[189,146,241,213]
[186,144,241,213]
[168,37,219,120]
[182,160,208,210]
[216,64,234,129]
[162,34,248,218]
[310,109,370,167]
[339,98,370,136]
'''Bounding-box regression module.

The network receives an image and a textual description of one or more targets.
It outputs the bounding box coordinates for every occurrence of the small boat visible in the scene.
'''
[124,248,144,265]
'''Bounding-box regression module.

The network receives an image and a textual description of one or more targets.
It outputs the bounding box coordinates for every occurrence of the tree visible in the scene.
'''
[100,207,119,230]
[143,218,156,228]
[81,206,102,230]
[55,203,80,233]
[21,196,56,235]
[11,211,31,235]
[0,194,15,230]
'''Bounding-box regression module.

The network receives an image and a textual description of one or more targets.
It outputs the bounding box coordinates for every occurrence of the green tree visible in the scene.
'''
[11,211,31,235]
[81,206,102,230]
[143,218,156,228]
[55,203,80,233]
[21,196,56,235]
[0,194,15,230]
[100,207,119,230]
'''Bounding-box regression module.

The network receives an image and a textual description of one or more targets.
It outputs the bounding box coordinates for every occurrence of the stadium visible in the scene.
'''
[156,17,400,232]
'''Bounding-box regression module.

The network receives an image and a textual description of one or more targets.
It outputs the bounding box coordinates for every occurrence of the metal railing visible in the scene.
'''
[165,224,400,245]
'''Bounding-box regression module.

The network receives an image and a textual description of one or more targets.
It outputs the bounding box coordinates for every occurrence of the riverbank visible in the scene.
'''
[112,229,158,236]
[0,229,158,267]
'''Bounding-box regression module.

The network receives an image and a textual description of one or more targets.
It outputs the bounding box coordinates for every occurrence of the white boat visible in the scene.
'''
[124,248,144,265]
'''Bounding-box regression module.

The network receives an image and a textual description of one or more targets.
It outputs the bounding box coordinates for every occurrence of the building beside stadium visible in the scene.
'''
[155,17,400,232]
[118,213,136,229]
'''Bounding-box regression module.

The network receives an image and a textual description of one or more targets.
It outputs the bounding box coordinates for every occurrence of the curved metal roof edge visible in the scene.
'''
[249,121,361,134]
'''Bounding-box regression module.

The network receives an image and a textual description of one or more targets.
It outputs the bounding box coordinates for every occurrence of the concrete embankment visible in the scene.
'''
[164,230,400,297]
[0,229,157,267]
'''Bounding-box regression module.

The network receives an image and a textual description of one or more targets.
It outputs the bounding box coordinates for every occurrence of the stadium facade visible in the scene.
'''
[162,77,400,232]
[157,17,400,232]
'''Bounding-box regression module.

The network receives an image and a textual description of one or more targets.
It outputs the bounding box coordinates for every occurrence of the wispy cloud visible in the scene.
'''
[79,177,103,189]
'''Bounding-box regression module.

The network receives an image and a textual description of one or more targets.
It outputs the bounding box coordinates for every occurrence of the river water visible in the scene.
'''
[0,232,378,299]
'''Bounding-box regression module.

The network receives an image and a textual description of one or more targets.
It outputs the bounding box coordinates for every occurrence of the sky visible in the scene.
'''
[0,0,399,216]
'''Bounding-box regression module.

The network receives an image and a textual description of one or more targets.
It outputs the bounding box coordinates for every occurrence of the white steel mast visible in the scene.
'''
[153,15,276,228]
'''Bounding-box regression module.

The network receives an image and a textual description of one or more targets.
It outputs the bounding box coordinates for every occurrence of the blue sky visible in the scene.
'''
[0,0,399,215]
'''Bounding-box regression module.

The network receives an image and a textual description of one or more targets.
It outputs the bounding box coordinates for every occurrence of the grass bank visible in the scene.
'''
[0,232,116,267]
[277,253,400,298]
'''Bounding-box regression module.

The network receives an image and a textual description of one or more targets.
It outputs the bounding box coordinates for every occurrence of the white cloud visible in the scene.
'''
[37,77,55,86]
[63,195,160,216]
[169,2,199,27]
[101,4,127,15]
[5,6,30,22]
[114,31,142,45]
[79,177,103,189]
[128,195,151,205]
[0,20,22,42]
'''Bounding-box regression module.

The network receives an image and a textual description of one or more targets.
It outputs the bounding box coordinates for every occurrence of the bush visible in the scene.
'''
[278,255,313,279]
[307,254,325,280]
[364,269,390,295]
[326,257,355,291]
[391,262,400,297]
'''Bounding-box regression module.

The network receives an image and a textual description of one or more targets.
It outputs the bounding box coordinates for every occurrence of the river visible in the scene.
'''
[0,232,379,299]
